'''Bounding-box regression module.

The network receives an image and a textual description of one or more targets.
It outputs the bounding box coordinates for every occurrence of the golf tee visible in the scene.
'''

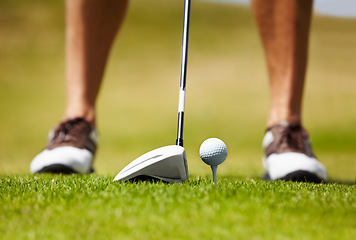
[211,165,218,184]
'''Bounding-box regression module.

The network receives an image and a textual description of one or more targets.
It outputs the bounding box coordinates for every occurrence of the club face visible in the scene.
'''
[113,145,189,183]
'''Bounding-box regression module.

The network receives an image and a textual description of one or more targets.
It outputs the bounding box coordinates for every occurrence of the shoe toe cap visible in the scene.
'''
[31,146,94,174]
[264,152,328,182]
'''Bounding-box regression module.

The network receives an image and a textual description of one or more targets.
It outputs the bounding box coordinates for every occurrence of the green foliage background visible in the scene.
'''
[0,0,355,180]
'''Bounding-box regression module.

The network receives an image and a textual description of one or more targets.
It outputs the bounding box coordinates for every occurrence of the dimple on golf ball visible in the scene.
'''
[199,138,227,166]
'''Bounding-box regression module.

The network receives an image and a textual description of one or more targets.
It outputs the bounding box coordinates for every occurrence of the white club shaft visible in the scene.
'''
[178,90,186,113]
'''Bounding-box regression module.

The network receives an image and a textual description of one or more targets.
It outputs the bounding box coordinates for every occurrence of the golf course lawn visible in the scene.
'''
[0,0,355,239]
[1,175,355,240]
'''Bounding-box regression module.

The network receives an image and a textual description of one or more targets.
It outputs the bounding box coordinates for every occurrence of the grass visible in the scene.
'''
[0,0,355,238]
[1,175,355,240]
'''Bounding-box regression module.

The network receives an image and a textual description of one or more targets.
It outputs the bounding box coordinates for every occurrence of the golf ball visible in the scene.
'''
[199,138,227,166]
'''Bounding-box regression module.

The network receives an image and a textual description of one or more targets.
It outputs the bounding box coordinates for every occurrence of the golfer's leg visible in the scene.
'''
[251,0,313,127]
[65,0,129,127]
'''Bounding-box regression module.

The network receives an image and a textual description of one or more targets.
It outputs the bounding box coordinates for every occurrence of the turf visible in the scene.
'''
[0,0,355,239]
[1,175,355,240]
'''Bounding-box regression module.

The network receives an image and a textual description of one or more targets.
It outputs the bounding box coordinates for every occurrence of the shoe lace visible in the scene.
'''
[55,118,85,143]
[279,124,307,151]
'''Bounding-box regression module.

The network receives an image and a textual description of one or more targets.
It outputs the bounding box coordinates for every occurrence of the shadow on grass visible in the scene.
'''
[218,175,355,186]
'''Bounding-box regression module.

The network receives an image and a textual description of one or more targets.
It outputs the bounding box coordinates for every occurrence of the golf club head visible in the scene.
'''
[113,145,189,183]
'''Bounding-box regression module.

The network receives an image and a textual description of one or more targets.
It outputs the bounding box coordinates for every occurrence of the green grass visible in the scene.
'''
[0,0,355,239]
[1,175,355,240]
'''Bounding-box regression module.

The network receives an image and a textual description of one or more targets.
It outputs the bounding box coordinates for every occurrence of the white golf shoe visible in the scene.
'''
[31,118,98,174]
[262,121,328,183]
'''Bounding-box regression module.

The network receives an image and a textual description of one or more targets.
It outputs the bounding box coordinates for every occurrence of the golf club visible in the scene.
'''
[113,0,191,183]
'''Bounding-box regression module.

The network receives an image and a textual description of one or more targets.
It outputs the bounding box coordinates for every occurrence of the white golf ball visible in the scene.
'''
[199,138,227,166]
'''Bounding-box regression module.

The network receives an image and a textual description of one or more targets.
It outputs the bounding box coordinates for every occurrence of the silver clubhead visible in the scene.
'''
[113,145,189,183]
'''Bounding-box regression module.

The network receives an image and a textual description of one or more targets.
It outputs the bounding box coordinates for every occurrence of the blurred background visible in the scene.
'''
[0,0,355,181]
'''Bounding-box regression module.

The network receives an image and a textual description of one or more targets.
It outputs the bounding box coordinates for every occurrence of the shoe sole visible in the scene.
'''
[264,170,327,183]
[36,164,94,174]
[36,164,77,174]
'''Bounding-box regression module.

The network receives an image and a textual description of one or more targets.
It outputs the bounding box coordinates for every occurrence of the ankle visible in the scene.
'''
[267,115,301,128]
[64,107,96,128]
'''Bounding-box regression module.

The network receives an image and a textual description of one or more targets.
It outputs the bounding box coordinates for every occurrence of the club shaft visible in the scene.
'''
[176,0,191,147]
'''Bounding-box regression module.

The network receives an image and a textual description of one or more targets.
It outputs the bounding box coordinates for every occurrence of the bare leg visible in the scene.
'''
[251,0,313,127]
[65,0,129,127]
